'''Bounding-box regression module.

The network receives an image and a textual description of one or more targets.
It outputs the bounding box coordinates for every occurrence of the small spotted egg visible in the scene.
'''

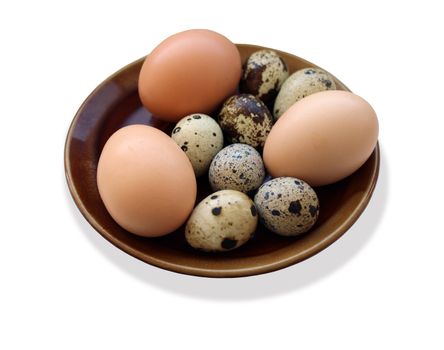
[240,49,289,106]
[254,177,319,236]
[273,67,336,119]
[218,94,273,148]
[185,190,258,252]
[209,143,265,193]
[171,113,224,176]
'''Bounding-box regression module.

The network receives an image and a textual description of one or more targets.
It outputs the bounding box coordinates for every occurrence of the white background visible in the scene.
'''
[1,0,443,349]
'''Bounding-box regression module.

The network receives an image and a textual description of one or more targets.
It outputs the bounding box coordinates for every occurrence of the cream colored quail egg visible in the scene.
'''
[171,113,224,176]
[209,143,265,193]
[273,67,336,119]
[240,49,289,106]
[254,177,319,236]
[185,190,258,252]
[218,94,273,148]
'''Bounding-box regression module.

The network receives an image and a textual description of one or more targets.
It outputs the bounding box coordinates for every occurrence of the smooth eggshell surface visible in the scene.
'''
[185,190,258,252]
[97,125,197,237]
[218,94,273,148]
[273,67,336,119]
[171,113,224,177]
[138,29,242,122]
[254,177,319,236]
[263,90,379,186]
[240,49,289,106]
[209,143,265,193]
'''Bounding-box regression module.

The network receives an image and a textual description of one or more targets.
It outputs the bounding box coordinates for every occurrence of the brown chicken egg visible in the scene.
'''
[97,125,197,237]
[138,29,242,122]
[263,90,379,186]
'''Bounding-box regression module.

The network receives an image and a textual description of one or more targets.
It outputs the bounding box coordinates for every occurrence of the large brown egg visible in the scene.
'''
[263,90,379,187]
[97,125,197,237]
[138,29,242,122]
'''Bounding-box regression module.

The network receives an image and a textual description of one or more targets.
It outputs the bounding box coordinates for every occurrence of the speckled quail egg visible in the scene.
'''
[218,94,273,148]
[171,113,224,176]
[254,177,319,236]
[185,190,258,252]
[209,143,265,193]
[273,67,336,119]
[240,49,289,106]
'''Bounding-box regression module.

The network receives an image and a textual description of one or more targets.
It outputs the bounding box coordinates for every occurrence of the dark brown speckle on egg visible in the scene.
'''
[221,238,237,250]
[288,200,302,215]
[309,205,319,217]
[212,207,222,216]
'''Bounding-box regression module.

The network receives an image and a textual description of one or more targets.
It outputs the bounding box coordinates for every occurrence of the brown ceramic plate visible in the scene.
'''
[65,44,379,278]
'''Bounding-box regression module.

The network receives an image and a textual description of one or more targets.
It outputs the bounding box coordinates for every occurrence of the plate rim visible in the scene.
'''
[64,44,380,278]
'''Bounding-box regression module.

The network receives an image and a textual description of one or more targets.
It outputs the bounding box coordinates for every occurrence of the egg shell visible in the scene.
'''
[264,90,379,187]
[138,29,242,122]
[171,113,224,176]
[218,94,273,148]
[185,190,258,252]
[97,125,197,237]
[273,67,336,119]
[254,177,319,236]
[239,49,289,106]
[209,143,265,193]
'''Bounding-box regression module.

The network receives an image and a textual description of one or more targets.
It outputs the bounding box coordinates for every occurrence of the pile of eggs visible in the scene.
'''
[97,29,379,252]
